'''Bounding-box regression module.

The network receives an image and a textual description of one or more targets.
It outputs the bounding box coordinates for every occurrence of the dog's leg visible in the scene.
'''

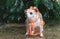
[25,19,29,36]
[39,25,44,37]
[29,23,34,35]
[25,26,29,37]
[25,25,29,36]
[25,28,29,35]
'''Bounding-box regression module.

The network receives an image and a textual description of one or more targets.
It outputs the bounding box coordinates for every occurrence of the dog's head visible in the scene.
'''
[24,6,39,20]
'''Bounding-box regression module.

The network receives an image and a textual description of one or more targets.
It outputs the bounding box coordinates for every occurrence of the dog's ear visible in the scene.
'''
[33,7,39,12]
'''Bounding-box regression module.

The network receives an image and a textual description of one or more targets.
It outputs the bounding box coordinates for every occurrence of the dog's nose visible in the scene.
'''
[30,12,33,15]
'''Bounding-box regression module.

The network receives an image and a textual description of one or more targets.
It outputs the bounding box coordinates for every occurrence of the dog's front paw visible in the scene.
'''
[25,33,29,37]
[40,33,44,38]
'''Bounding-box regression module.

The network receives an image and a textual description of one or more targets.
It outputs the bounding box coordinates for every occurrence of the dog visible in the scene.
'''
[24,6,45,37]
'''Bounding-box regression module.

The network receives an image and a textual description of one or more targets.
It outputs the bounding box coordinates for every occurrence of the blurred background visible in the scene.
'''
[0,0,60,39]
[0,0,60,24]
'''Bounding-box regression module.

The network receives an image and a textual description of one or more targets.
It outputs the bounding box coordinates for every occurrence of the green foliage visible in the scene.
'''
[33,0,41,6]
[0,0,60,24]
[41,0,53,10]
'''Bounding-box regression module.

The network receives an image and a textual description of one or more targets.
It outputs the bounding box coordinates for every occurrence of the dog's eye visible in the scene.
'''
[30,12,33,15]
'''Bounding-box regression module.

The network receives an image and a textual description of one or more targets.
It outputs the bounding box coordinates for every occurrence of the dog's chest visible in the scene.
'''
[29,18,41,27]
[28,13,38,21]
[34,18,41,27]
[28,14,41,25]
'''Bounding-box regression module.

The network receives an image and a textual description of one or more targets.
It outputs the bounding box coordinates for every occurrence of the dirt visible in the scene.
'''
[0,23,60,39]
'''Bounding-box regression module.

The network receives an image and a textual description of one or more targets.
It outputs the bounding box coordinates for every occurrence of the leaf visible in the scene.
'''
[41,0,53,10]
[33,0,41,6]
